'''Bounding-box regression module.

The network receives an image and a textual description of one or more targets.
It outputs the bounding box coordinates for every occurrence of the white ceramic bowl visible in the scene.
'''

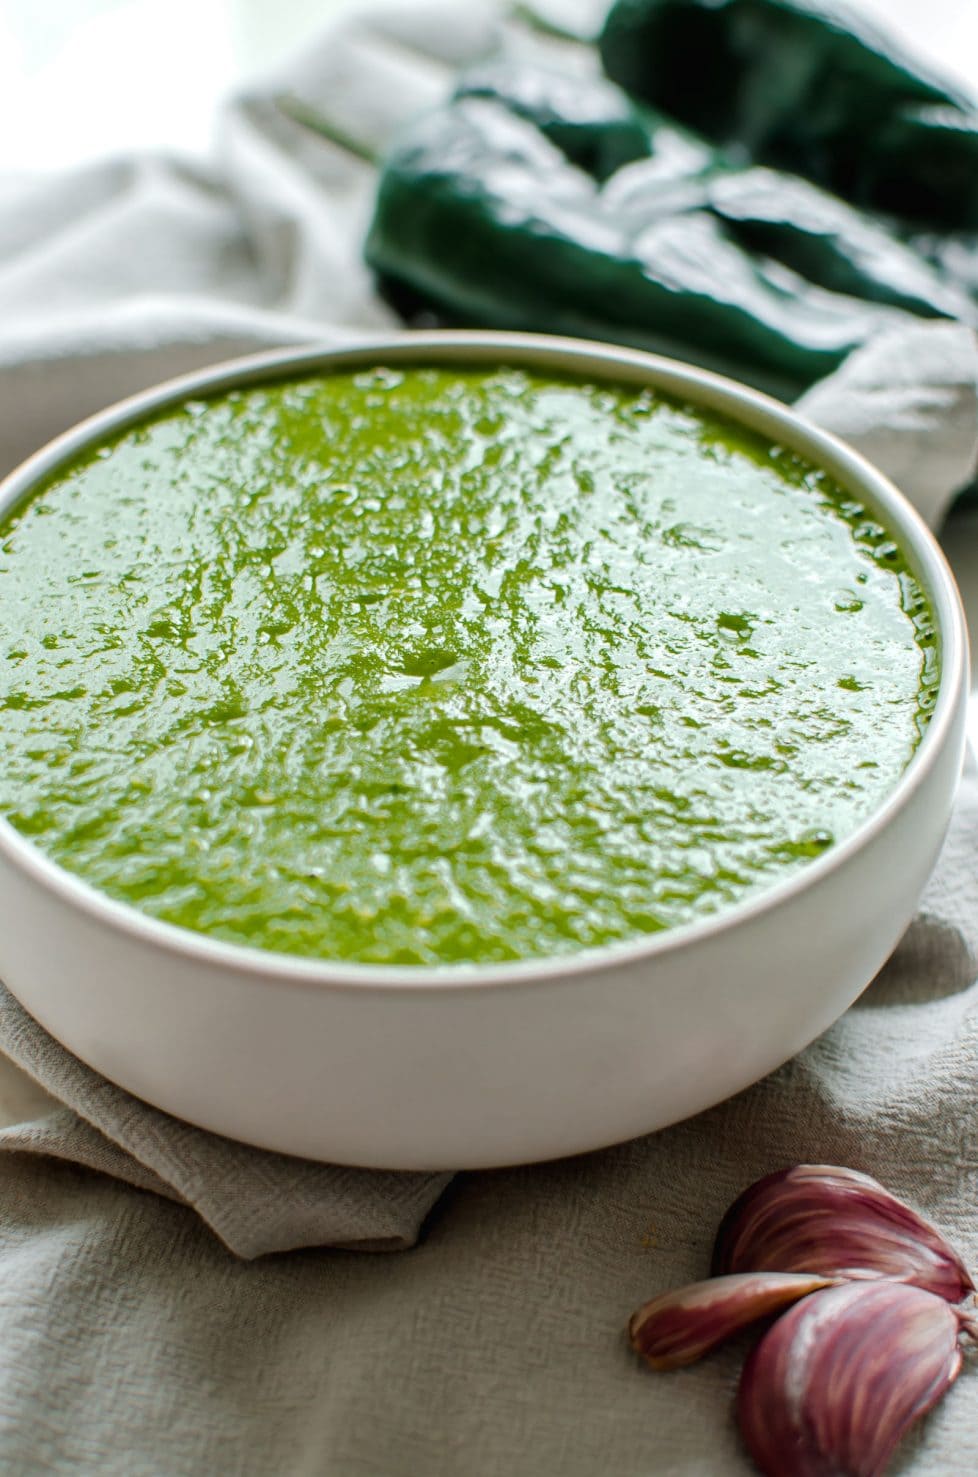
[0,332,967,1169]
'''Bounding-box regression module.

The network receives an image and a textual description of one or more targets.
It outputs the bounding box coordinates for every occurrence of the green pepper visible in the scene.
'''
[364,61,970,396]
[703,169,972,320]
[599,0,978,229]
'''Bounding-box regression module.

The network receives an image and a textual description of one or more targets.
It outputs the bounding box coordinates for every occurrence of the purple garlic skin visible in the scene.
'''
[712,1164,974,1302]
[629,1271,836,1370]
[738,1280,965,1477]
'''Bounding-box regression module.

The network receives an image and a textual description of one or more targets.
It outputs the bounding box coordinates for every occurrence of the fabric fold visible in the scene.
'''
[0,987,451,1258]
[0,0,975,1468]
[0,0,975,1272]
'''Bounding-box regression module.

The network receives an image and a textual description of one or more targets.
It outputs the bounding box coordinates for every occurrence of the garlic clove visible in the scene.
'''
[712,1164,973,1301]
[738,1281,964,1477]
[629,1271,836,1370]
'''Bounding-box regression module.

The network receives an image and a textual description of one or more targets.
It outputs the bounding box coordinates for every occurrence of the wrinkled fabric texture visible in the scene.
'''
[0,768,976,1475]
[1,0,978,1471]
[0,986,450,1258]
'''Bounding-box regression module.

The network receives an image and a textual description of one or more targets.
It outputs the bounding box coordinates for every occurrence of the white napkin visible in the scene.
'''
[797,322,978,527]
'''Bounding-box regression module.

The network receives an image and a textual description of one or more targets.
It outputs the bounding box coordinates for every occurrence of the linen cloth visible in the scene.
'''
[1,0,978,1470]
[1,769,977,1475]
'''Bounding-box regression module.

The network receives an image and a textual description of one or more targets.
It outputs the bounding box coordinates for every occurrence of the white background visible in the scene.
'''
[0,0,976,169]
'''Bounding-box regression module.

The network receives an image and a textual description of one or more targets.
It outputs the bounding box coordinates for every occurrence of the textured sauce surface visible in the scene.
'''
[0,366,937,965]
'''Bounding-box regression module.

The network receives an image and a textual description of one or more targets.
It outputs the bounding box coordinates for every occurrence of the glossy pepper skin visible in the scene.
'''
[455,60,653,182]
[599,0,978,229]
[364,61,972,396]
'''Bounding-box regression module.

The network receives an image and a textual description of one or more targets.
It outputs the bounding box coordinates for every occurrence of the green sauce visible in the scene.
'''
[0,366,937,966]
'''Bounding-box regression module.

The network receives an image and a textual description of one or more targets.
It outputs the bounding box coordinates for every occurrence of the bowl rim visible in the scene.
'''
[0,328,967,994]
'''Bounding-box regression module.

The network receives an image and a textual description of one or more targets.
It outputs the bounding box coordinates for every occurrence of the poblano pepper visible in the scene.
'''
[364,60,973,395]
[599,0,978,229]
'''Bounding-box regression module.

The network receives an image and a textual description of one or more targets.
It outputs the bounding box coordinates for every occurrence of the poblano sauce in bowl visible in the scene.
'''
[0,360,937,968]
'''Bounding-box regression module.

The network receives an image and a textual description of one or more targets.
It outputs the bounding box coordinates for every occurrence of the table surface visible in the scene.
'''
[0,0,976,1125]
